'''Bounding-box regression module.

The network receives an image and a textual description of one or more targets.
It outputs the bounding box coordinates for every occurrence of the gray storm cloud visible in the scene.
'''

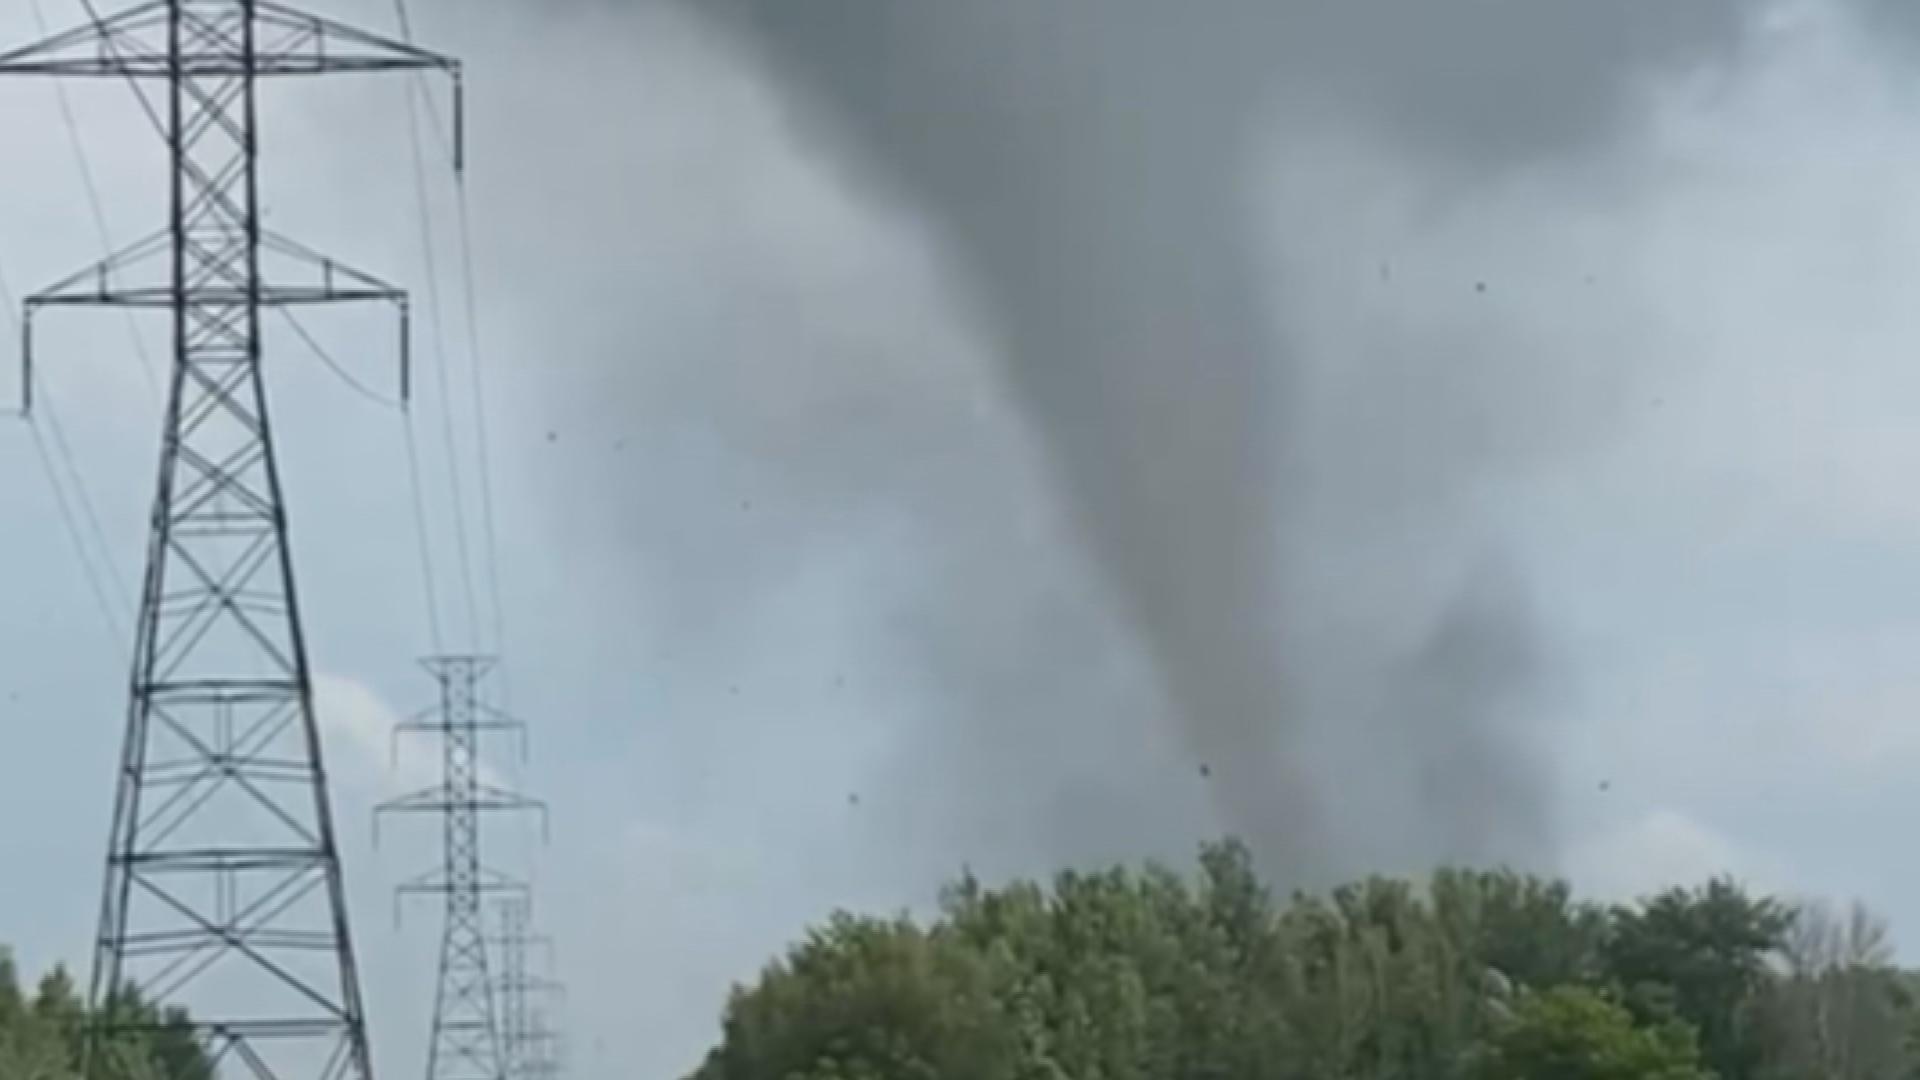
[691,0,1757,882]
[15,2,1920,1077]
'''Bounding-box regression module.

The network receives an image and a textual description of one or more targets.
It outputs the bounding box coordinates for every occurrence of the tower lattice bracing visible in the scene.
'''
[380,657,542,1080]
[0,4,458,1078]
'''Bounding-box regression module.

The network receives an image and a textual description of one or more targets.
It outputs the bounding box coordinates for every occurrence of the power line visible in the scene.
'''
[391,0,547,978]
[402,71,482,650]
[391,0,417,42]
[0,250,129,651]
[26,0,159,396]
[271,303,437,653]
[24,413,129,651]
[72,0,167,141]
[1,0,171,651]
[392,0,515,697]
[406,410,447,655]
[30,377,132,617]
[403,36,536,902]
[374,11,558,1020]
[455,176,514,699]
[366,0,476,682]
[277,306,405,410]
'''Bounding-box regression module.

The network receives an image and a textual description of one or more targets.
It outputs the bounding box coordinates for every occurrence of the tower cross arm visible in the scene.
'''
[24,230,410,308]
[394,866,528,898]
[376,787,546,818]
[0,1,466,170]
[0,2,167,77]
[389,866,529,927]
[15,231,415,416]
[0,1,458,79]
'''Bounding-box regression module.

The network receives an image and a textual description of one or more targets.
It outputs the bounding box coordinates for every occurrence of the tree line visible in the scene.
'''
[7,841,1914,1079]
[0,952,210,1080]
[690,840,1920,1080]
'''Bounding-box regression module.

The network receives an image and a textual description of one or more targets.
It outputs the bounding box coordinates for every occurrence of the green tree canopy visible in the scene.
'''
[0,950,213,1080]
[1602,879,1794,1078]
[691,913,1018,1080]
[1467,985,1710,1080]
[693,843,1916,1080]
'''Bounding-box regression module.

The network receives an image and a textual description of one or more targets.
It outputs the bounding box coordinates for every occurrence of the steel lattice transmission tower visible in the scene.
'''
[488,898,563,1080]
[0,4,458,1079]
[520,1007,565,1080]
[379,658,544,1080]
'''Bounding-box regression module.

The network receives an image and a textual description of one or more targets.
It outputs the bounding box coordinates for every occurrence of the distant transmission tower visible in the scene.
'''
[379,657,544,1080]
[488,897,563,1080]
[0,5,458,1079]
[520,1006,565,1080]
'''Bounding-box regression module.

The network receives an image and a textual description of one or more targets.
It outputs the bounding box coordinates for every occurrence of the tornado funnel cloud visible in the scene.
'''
[695,0,1758,882]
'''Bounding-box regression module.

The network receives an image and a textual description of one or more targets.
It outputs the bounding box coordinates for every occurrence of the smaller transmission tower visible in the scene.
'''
[378,658,544,1080]
[519,1006,566,1080]
[488,898,563,1080]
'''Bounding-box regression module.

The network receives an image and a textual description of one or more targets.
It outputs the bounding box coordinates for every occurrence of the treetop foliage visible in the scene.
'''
[0,950,212,1080]
[692,840,1920,1080]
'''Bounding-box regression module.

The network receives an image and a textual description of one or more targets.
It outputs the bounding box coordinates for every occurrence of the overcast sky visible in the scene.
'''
[12,0,1920,1077]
